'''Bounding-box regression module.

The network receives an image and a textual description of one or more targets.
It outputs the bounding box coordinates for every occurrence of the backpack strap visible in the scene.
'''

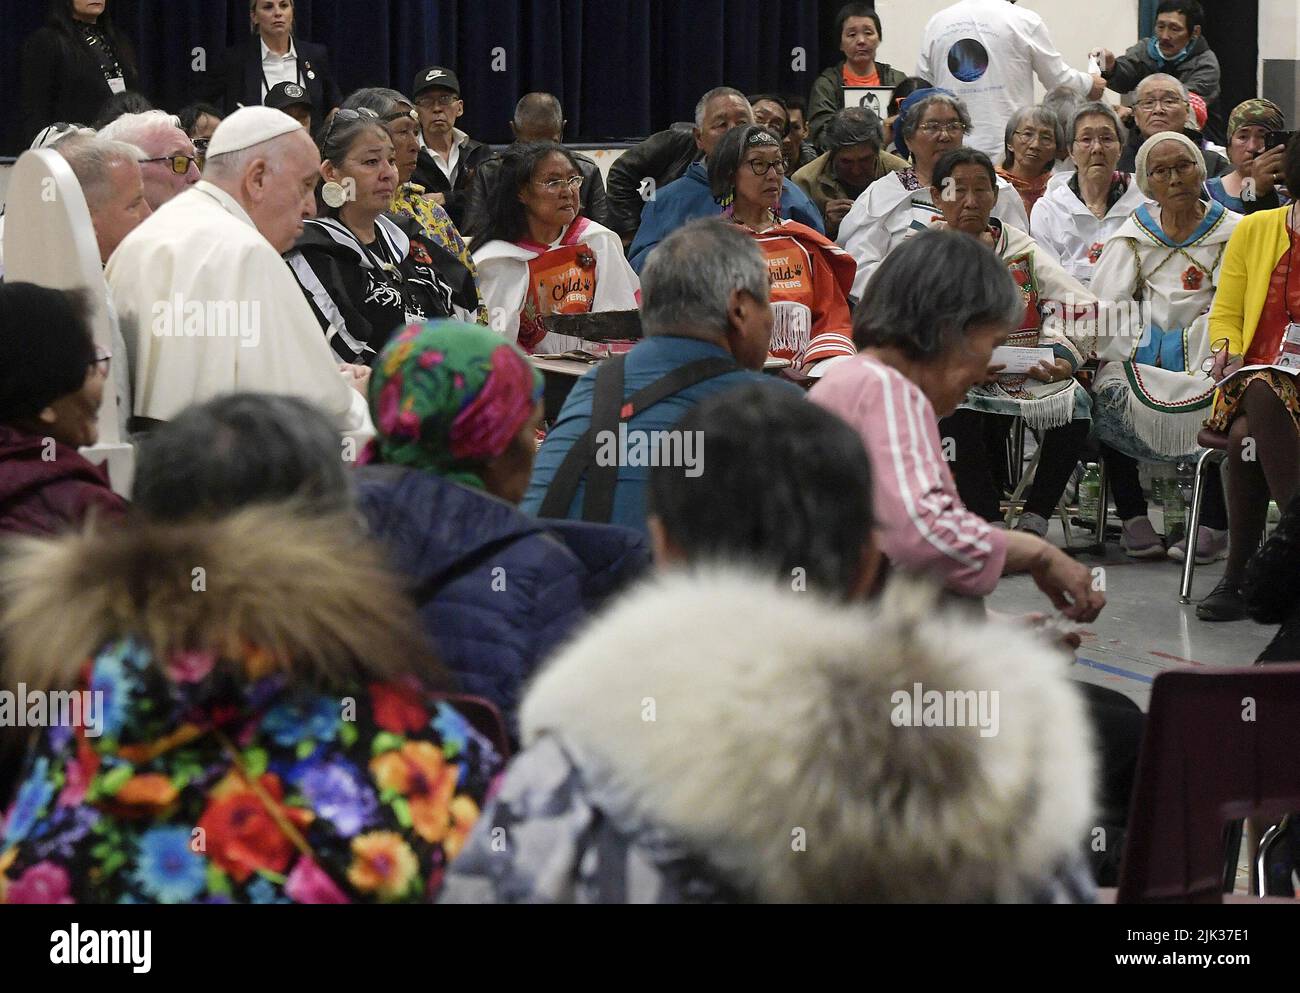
[538,354,739,523]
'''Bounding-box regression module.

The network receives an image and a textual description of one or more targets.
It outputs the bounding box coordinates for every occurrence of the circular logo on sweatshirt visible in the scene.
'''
[947,39,990,83]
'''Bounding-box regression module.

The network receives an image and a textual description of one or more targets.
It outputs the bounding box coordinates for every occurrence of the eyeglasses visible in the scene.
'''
[415,93,459,110]
[321,107,379,146]
[1135,96,1187,111]
[1013,129,1057,146]
[743,157,787,176]
[917,122,966,137]
[142,154,197,175]
[1074,134,1119,148]
[534,175,583,194]
[1147,160,1199,182]
[90,345,111,376]
[192,137,210,152]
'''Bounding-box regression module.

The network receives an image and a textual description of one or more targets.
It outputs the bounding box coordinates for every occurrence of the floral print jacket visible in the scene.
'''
[0,638,503,904]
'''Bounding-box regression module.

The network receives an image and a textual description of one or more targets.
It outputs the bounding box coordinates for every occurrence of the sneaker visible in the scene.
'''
[1120,516,1165,559]
[1016,511,1049,537]
[1168,526,1229,565]
[1196,578,1247,622]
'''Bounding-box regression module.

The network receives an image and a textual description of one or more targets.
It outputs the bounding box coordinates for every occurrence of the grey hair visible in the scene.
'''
[341,88,412,118]
[514,92,564,132]
[1041,85,1085,132]
[98,110,185,149]
[640,219,769,341]
[823,107,885,155]
[1135,73,1189,101]
[132,392,351,521]
[1069,101,1128,149]
[1001,106,1063,170]
[694,87,750,129]
[901,92,973,140]
[57,137,145,210]
[853,229,1023,360]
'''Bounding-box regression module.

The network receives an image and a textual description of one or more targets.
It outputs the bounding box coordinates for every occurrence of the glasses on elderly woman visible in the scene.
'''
[534,175,584,194]
[1075,133,1119,148]
[142,155,197,175]
[743,157,787,177]
[917,122,966,137]
[1148,160,1199,182]
[1013,129,1057,146]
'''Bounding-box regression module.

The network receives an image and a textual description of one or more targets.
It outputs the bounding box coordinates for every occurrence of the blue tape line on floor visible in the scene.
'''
[1073,656,1155,684]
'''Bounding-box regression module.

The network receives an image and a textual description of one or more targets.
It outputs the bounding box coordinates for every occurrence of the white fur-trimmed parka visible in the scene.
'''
[439,567,1100,903]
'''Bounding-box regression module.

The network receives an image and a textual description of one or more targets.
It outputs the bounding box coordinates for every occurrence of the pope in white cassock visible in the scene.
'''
[105,106,373,440]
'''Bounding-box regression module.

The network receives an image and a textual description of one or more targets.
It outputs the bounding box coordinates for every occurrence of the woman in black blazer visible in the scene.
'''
[19,0,140,145]
[206,0,342,131]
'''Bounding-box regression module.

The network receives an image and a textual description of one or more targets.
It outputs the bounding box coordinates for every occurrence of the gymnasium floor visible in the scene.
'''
[988,519,1275,713]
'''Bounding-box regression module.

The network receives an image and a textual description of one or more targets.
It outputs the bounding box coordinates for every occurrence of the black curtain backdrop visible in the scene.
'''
[1,0,825,155]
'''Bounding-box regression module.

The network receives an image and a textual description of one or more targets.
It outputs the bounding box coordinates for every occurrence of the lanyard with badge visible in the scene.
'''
[260,38,309,100]
[82,24,126,93]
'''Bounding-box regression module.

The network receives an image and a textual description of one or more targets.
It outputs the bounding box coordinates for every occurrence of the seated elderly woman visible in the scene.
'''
[1194,135,1300,621]
[0,284,125,537]
[838,89,1030,300]
[926,149,1097,538]
[0,393,504,904]
[1090,131,1240,565]
[354,321,648,727]
[997,105,1065,224]
[707,125,857,373]
[340,88,487,324]
[811,228,1103,618]
[441,384,1101,903]
[1031,102,1147,287]
[285,109,479,365]
[791,107,909,240]
[472,142,640,355]
[1206,99,1293,216]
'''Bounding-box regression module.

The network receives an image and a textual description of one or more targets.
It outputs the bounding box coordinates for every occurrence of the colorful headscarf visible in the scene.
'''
[364,320,544,487]
[1227,98,1285,141]
[892,87,956,162]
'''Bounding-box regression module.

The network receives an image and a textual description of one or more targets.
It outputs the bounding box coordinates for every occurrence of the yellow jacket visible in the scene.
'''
[1208,206,1293,357]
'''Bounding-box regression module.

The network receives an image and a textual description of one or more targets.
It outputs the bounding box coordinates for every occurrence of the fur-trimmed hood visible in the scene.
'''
[0,505,437,694]
[517,567,1098,903]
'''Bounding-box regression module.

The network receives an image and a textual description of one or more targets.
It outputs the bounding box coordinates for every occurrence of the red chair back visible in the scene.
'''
[1117,664,1300,902]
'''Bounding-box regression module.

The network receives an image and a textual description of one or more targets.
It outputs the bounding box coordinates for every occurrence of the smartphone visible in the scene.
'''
[1266,130,1295,151]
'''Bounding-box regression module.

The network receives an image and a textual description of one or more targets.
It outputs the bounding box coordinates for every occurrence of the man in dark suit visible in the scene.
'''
[201,3,341,134]
[462,93,610,240]
[409,66,493,231]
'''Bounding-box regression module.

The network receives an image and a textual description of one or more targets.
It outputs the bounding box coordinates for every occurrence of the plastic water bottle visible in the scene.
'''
[1164,466,1188,543]
[1079,464,1100,519]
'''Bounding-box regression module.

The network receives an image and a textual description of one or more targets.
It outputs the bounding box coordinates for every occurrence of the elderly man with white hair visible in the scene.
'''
[105,106,373,440]
[1116,73,1229,178]
[99,110,201,210]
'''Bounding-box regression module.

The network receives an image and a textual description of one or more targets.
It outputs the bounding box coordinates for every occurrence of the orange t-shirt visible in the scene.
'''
[843,66,881,87]
[518,244,597,352]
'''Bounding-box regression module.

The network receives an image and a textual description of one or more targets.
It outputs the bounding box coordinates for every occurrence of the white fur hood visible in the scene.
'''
[519,567,1098,902]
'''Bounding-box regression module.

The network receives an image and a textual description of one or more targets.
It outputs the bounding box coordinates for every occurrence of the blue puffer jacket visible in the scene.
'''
[354,465,650,734]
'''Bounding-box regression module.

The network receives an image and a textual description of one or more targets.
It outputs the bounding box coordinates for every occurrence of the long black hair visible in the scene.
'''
[46,0,139,82]
[470,141,582,245]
